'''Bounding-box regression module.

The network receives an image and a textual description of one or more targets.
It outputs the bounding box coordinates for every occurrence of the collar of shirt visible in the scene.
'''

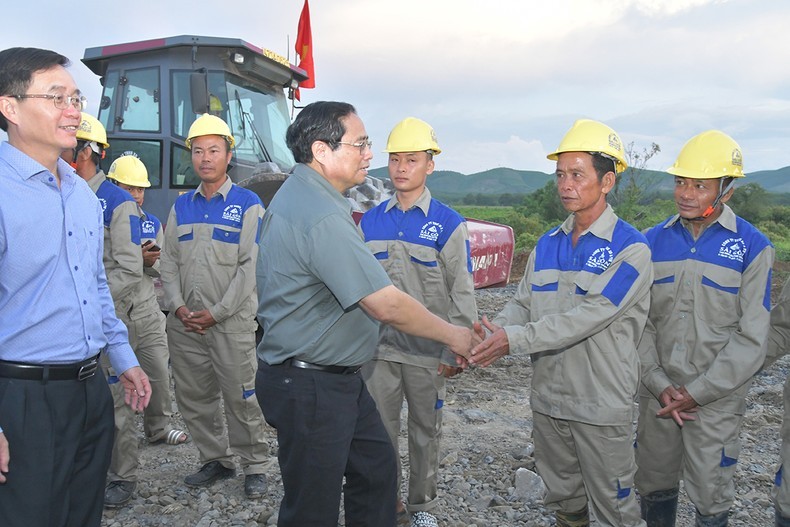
[292,163,353,216]
[86,169,108,193]
[0,141,77,190]
[384,187,432,214]
[664,204,738,234]
[193,174,232,201]
[552,203,617,242]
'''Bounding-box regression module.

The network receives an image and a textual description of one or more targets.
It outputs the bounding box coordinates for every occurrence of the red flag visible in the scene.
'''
[294,0,314,101]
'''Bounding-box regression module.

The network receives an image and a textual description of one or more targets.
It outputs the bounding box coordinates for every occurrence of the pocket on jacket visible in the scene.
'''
[699,266,741,325]
[212,227,241,265]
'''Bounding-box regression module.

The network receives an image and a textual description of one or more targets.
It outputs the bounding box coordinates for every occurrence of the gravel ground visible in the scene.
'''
[101,281,789,527]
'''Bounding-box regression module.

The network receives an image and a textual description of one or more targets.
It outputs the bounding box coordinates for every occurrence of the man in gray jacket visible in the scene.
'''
[161,114,270,499]
[360,117,477,527]
[636,131,774,527]
[470,119,651,527]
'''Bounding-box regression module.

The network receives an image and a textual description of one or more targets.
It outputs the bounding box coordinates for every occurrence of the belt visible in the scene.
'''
[0,354,100,381]
[284,358,362,375]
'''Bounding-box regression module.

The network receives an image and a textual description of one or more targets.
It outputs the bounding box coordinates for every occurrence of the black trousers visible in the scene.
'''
[0,370,114,527]
[257,361,397,527]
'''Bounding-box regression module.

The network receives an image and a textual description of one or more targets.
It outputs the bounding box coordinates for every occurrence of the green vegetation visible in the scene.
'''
[457,185,790,261]
[371,157,790,260]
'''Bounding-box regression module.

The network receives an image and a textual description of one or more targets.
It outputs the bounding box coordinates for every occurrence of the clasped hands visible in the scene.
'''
[656,385,698,426]
[175,306,217,335]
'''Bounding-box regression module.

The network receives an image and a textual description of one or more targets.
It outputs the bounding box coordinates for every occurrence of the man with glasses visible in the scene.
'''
[255,101,477,527]
[0,47,150,526]
[59,117,154,508]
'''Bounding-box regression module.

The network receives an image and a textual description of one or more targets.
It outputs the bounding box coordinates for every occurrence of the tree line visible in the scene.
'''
[452,143,790,260]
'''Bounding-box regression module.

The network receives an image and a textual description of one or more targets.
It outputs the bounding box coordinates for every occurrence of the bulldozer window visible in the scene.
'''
[119,67,161,133]
[97,70,119,133]
[171,142,200,188]
[102,140,162,188]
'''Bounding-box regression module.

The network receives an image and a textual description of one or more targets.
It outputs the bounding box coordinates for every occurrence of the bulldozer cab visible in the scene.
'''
[82,35,307,222]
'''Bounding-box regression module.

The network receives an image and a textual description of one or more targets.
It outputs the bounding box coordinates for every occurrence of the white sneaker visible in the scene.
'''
[411,511,438,527]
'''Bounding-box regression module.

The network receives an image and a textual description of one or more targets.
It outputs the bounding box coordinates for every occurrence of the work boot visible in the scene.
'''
[695,510,728,527]
[555,506,589,527]
[104,480,136,508]
[777,508,790,527]
[244,473,267,498]
[640,487,679,527]
[184,461,235,487]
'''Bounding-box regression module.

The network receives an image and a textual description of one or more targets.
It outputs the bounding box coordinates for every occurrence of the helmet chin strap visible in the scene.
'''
[68,148,80,169]
[69,140,90,169]
[688,178,734,221]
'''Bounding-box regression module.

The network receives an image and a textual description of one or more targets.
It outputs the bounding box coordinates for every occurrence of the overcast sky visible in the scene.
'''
[3,0,789,174]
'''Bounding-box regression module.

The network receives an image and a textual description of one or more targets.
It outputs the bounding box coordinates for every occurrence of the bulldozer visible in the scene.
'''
[82,35,514,288]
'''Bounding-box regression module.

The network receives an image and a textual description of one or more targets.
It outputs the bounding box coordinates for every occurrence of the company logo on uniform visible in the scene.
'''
[586,247,614,271]
[98,198,107,212]
[718,237,746,262]
[222,205,243,223]
[142,220,156,236]
[419,221,443,242]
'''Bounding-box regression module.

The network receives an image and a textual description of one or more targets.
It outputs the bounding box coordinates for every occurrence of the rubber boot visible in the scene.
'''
[776,509,790,527]
[555,506,589,527]
[640,487,678,527]
[695,510,728,527]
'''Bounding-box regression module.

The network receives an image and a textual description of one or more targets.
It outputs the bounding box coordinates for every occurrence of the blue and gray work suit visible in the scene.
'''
[360,188,477,515]
[161,176,269,476]
[88,171,176,482]
[495,204,651,527]
[637,205,774,519]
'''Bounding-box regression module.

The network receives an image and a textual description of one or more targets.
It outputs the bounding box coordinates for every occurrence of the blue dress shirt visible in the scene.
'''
[0,142,137,374]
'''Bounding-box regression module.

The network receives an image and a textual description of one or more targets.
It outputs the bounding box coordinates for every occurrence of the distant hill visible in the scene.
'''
[746,167,790,193]
[369,166,790,198]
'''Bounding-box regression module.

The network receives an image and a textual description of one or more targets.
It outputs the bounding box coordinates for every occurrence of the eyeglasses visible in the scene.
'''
[336,139,373,154]
[12,93,87,111]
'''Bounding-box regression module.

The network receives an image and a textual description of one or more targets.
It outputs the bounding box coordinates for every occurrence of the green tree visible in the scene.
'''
[518,180,566,225]
[611,141,661,224]
[728,182,770,224]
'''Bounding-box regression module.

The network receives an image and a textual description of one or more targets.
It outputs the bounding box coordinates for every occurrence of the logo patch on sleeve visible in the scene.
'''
[141,220,156,237]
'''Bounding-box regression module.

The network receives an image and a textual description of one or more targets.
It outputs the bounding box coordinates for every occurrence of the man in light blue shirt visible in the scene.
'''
[0,47,151,527]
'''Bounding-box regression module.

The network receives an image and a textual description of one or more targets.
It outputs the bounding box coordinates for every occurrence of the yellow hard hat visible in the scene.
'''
[107,155,150,188]
[667,130,744,179]
[547,119,627,173]
[385,117,441,155]
[77,112,109,149]
[185,113,235,149]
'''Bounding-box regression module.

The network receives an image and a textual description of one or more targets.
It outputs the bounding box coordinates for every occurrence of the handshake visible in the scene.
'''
[446,316,511,369]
